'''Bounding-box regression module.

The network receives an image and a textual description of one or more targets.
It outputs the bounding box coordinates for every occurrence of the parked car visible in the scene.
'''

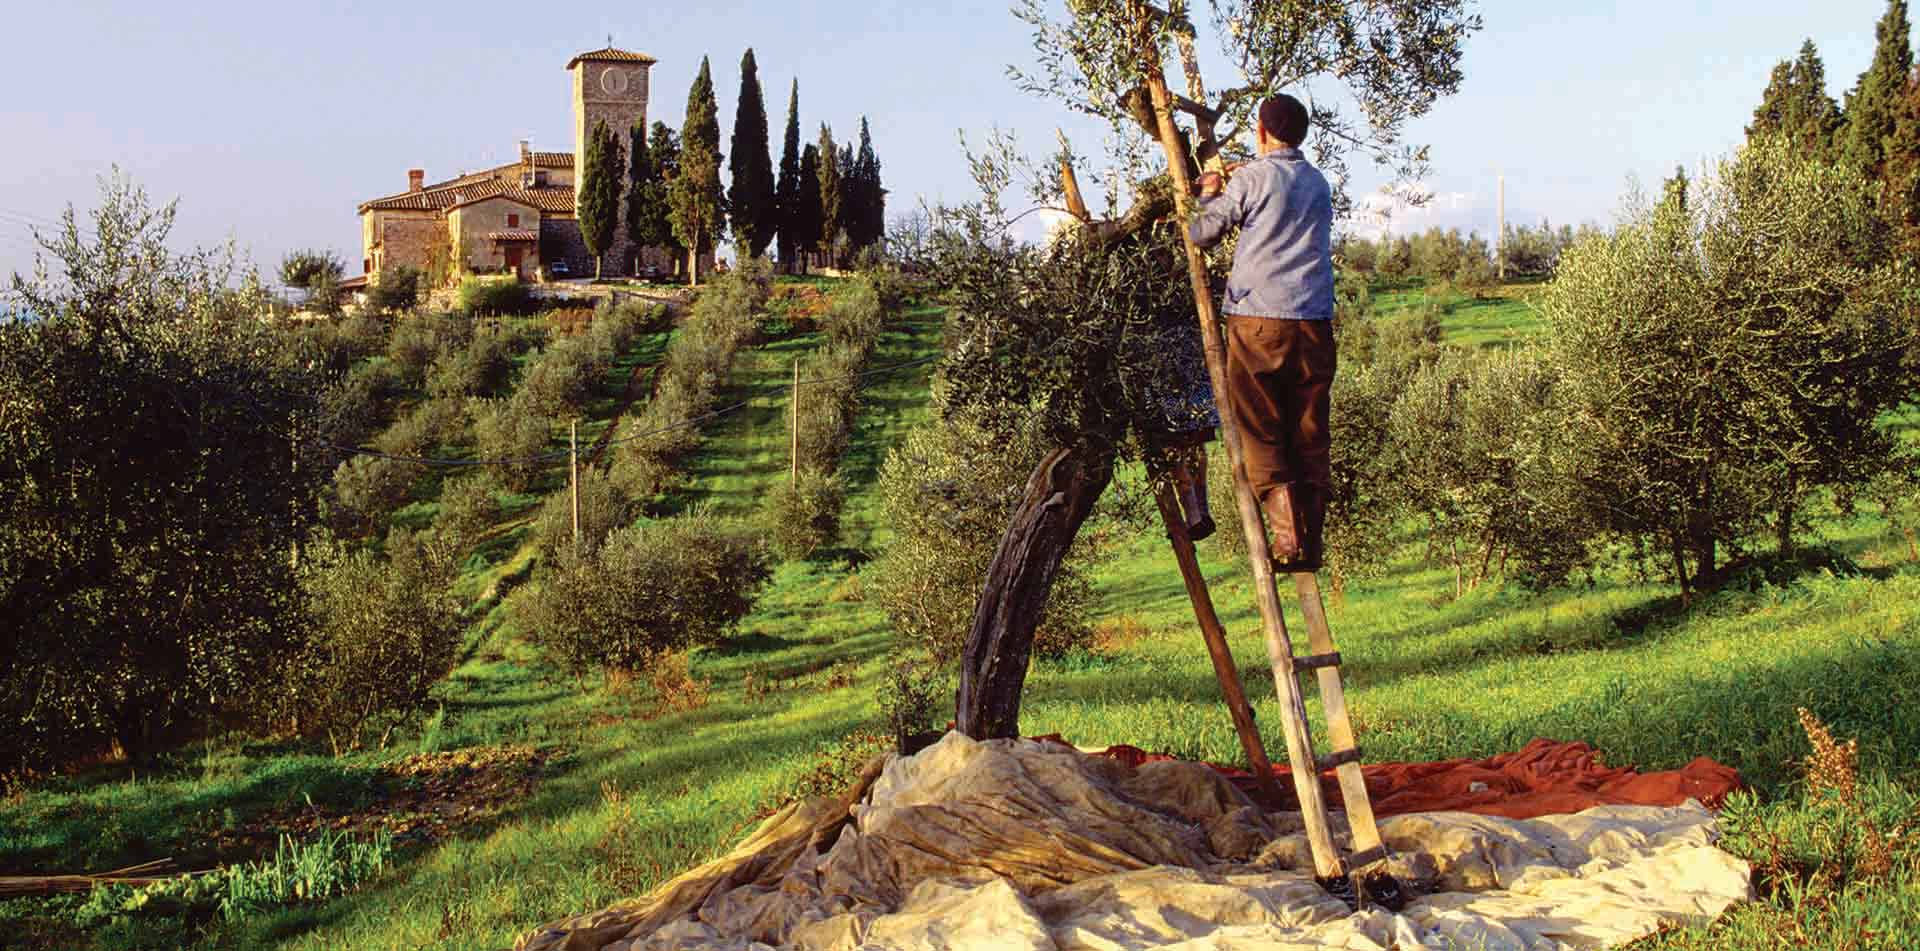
[548,260,574,278]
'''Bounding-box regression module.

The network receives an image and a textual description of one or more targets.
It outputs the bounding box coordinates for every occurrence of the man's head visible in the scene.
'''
[1257,94,1310,150]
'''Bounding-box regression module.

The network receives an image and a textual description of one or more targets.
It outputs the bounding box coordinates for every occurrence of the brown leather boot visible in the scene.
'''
[1298,483,1328,572]
[1172,460,1215,542]
[1262,483,1306,565]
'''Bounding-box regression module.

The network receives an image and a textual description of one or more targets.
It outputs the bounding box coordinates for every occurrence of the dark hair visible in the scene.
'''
[1258,94,1310,147]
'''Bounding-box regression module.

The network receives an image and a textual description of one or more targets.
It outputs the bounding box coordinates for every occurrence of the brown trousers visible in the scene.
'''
[1223,316,1335,497]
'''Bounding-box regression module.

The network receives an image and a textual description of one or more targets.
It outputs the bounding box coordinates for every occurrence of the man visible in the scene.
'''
[1188,93,1335,571]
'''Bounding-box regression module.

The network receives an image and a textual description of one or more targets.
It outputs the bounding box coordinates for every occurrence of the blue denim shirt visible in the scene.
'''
[1187,148,1335,321]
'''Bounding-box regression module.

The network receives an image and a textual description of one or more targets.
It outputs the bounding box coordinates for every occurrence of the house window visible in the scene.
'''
[507,213,520,228]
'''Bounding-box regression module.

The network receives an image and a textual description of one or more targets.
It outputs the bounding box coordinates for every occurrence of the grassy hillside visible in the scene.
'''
[3,280,1915,950]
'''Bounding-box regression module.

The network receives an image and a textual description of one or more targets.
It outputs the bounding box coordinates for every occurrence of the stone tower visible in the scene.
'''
[568,45,655,275]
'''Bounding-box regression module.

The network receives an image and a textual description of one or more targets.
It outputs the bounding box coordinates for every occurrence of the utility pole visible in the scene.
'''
[1496,173,1506,281]
[790,359,801,482]
[569,420,581,556]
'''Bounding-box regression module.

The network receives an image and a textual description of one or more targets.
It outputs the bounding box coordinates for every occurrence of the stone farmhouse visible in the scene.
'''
[356,46,669,284]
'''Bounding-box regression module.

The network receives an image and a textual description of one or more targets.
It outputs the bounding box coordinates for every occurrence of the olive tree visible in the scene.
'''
[940,0,1479,738]
[1538,137,1919,597]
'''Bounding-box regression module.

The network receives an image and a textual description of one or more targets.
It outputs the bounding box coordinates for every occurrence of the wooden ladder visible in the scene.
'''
[1154,483,1387,880]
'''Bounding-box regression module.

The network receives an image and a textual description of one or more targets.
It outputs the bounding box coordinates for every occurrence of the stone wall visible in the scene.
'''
[373,212,445,276]
[449,198,540,273]
[540,218,592,277]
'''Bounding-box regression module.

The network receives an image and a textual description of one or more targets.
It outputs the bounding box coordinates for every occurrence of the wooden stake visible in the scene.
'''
[1136,22,1343,881]
[569,419,581,557]
[791,358,801,482]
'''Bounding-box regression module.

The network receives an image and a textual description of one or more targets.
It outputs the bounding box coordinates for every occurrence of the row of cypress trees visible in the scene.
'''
[1749,0,1920,233]
[576,50,886,283]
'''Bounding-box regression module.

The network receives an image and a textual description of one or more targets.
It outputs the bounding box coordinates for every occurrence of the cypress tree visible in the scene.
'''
[1749,41,1842,155]
[647,121,686,275]
[797,143,823,273]
[817,124,843,268]
[837,143,857,259]
[625,122,655,272]
[728,48,776,260]
[671,57,726,286]
[578,120,625,279]
[1841,0,1912,176]
[774,80,804,272]
[851,117,885,253]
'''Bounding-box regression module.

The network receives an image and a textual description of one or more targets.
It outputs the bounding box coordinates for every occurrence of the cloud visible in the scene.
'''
[1346,185,1492,241]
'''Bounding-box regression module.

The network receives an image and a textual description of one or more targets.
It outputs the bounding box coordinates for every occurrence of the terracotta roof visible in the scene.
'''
[362,176,575,216]
[486,230,540,242]
[359,154,576,213]
[566,47,657,69]
[530,151,574,168]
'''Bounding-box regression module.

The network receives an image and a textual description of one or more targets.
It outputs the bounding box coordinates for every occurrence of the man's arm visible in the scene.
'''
[1187,169,1248,249]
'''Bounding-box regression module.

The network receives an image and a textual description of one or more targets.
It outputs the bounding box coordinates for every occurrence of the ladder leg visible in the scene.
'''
[1152,483,1287,810]
[1292,571,1387,869]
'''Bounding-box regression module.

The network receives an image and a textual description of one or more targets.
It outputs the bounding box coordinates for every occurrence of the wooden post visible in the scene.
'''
[569,420,581,556]
[791,359,801,482]
[1496,173,1506,280]
[1134,14,1344,881]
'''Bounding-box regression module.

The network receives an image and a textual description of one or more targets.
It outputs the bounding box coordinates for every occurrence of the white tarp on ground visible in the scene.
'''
[517,733,1752,951]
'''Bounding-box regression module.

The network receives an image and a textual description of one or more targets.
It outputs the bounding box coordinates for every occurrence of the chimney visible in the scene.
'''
[408,169,425,192]
[520,139,531,163]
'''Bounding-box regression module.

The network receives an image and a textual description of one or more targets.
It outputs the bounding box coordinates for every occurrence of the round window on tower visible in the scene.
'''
[600,67,630,96]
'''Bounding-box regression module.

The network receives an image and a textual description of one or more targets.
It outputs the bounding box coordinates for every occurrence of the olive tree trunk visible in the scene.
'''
[955,446,1114,739]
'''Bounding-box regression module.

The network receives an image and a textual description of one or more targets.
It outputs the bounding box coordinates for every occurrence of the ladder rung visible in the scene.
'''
[1317,747,1362,771]
[1292,651,1342,672]
[1346,845,1389,870]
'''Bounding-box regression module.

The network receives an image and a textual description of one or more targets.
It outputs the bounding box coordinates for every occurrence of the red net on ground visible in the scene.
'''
[1090,738,1741,819]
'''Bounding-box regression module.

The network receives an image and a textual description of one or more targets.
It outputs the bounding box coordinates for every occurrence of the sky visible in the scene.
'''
[0,1,1899,282]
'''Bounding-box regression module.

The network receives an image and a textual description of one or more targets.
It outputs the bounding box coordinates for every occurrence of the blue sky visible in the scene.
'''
[0,1,1897,281]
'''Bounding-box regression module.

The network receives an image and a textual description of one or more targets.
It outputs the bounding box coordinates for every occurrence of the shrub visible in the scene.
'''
[326,454,416,538]
[592,297,670,353]
[372,396,467,458]
[1,174,329,770]
[518,334,609,418]
[367,265,424,314]
[319,359,405,448]
[471,397,553,492]
[615,268,767,493]
[878,647,946,752]
[435,474,500,553]
[385,315,457,384]
[867,407,1095,666]
[282,530,461,752]
[456,276,532,316]
[532,466,635,562]
[427,321,518,400]
[765,467,846,560]
[517,513,772,676]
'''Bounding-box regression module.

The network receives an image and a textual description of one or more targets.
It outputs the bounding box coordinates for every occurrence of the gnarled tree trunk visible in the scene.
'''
[956,446,1114,739]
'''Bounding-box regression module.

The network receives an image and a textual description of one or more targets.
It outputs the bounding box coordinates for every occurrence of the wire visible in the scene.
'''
[313,352,943,468]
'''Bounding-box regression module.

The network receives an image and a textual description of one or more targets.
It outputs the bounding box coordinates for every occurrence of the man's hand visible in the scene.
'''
[1197,171,1225,198]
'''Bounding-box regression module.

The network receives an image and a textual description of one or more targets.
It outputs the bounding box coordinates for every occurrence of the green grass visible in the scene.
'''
[5,279,1918,949]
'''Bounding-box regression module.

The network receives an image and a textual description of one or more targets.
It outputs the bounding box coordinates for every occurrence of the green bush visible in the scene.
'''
[326,454,415,538]
[435,474,500,553]
[282,530,462,751]
[372,395,467,459]
[367,264,424,314]
[471,397,553,492]
[867,406,1095,666]
[385,315,456,385]
[0,174,330,770]
[615,268,767,493]
[593,297,670,353]
[456,276,532,316]
[518,334,610,418]
[79,829,393,927]
[764,467,846,560]
[517,513,772,676]
[532,466,635,563]
[319,359,405,448]
[427,321,519,400]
